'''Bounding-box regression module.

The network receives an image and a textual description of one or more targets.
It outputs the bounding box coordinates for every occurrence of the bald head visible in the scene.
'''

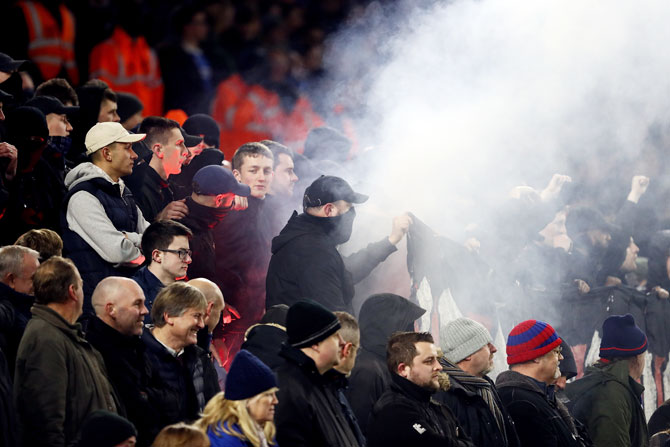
[187,278,225,332]
[92,277,148,336]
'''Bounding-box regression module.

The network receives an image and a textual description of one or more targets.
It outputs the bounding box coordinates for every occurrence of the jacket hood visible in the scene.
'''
[359,293,426,356]
[64,162,118,191]
[271,211,329,254]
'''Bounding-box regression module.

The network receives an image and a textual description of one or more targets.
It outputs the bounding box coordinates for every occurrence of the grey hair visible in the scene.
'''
[0,245,40,278]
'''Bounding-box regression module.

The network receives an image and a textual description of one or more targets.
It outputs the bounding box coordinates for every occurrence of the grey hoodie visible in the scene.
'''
[64,162,149,265]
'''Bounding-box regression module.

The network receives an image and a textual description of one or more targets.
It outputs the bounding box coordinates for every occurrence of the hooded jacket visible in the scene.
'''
[62,162,149,310]
[367,372,475,447]
[14,305,117,447]
[346,293,425,433]
[496,370,583,447]
[274,344,361,447]
[266,211,397,313]
[565,360,648,447]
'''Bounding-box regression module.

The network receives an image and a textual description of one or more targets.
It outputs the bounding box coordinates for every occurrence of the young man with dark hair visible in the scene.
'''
[212,142,275,369]
[35,78,79,106]
[262,139,300,236]
[133,219,193,320]
[367,332,474,447]
[14,257,117,447]
[134,116,191,222]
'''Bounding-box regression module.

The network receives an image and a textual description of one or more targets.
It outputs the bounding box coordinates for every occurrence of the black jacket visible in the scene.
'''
[141,329,215,426]
[266,212,397,313]
[0,283,33,377]
[240,324,287,371]
[134,167,173,223]
[85,317,160,447]
[367,373,474,447]
[347,294,425,433]
[496,370,583,447]
[434,360,521,447]
[0,347,16,447]
[179,196,232,282]
[274,344,361,447]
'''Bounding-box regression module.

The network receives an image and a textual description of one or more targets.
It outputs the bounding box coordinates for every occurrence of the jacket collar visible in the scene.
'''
[588,359,645,397]
[280,343,326,380]
[390,371,435,403]
[87,315,142,348]
[0,282,34,315]
[31,304,85,340]
[496,370,556,401]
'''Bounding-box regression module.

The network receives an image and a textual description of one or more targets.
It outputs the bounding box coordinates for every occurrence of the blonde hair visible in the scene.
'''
[196,391,278,447]
[152,422,209,447]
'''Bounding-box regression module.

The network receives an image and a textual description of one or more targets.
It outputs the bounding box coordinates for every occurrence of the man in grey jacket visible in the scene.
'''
[61,122,148,314]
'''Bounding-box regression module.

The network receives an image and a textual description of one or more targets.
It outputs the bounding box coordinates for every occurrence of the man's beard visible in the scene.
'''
[553,366,562,380]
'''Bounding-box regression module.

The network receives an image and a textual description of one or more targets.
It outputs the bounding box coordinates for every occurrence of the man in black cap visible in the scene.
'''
[275,299,362,447]
[24,95,78,180]
[266,175,412,313]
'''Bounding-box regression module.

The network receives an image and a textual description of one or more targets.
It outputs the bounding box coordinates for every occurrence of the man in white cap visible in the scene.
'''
[61,122,148,318]
[434,317,520,447]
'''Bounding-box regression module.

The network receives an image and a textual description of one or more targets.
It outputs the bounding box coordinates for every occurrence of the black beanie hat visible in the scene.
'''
[261,304,289,326]
[287,300,341,348]
[116,92,144,123]
[77,410,136,447]
[600,314,647,359]
[225,349,278,400]
[183,113,220,147]
[303,126,351,164]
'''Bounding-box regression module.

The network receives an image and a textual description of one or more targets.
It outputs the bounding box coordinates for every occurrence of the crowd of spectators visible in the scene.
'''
[4,1,670,447]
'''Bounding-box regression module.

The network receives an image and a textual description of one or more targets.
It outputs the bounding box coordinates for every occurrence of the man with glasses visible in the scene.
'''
[496,320,586,447]
[133,219,193,322]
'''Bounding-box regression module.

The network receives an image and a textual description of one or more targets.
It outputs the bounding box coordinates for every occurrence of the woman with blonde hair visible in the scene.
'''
[196,350,279,447]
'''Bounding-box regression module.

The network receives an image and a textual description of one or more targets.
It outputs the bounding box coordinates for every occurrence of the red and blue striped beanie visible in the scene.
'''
[506,320,562,365]
[599,314,647,359]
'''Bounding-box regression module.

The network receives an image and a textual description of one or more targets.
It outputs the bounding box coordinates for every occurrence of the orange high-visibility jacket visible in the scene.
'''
[279,95,324,153]
[89,27,163,116]
[17,1,79,84]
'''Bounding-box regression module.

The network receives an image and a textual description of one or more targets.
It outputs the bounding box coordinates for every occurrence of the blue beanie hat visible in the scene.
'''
[599,314,647,359]
[225,350,277,400]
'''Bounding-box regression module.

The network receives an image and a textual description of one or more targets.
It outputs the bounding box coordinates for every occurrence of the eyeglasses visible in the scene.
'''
[158,248,192,261]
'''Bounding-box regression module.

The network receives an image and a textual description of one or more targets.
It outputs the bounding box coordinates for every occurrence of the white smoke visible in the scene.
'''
[329,0,670,233]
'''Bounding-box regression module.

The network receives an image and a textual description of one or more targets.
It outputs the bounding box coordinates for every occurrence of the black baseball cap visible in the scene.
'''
[0,53,27,73]
[25,95,79,116]
[192,165,250,197]
[303,175,369,208]
[180,127,203,148]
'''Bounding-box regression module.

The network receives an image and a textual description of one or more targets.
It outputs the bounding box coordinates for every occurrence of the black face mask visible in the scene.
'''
[326,207,356,245]
[186,197,230,228]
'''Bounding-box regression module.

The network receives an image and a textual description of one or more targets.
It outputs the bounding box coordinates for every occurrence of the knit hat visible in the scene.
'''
[286,300,341,349]
[183,114,220,147]
[599,314,647,359]
[506,320,562,365]
[442,317,493,364]
[225,350,278,400]
[116,92,143,123]
[77,410,136,447]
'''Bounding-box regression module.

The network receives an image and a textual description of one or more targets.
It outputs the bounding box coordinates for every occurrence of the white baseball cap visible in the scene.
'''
[85,122,146,155]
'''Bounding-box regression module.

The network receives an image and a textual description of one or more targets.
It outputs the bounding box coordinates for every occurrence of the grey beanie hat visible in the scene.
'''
[442,317,493,364]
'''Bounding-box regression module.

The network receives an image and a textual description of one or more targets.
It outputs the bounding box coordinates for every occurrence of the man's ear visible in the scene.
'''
[152,249,162,264]
[105,302,116,317]
[67,283,79,303]
[397,362,411,377]
[152,143,163,157]
[164,313,174,326]
[4,273,15,288]
[232,169,242,182]
[323,203,336,217]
